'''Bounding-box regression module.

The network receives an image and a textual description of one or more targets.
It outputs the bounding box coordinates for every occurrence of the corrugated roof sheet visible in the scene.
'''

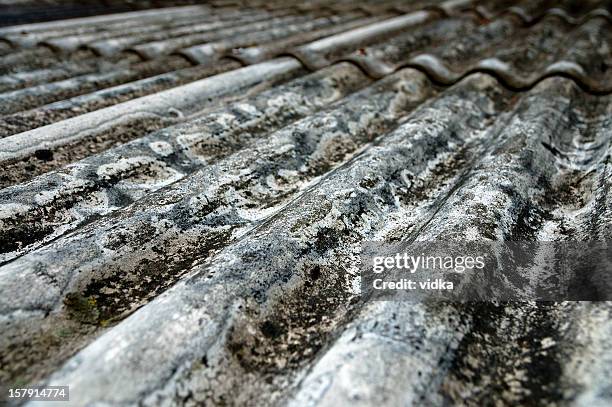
[0,0,611,405]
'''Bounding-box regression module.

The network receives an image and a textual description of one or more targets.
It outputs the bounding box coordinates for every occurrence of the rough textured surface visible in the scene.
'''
[0,0,611,406]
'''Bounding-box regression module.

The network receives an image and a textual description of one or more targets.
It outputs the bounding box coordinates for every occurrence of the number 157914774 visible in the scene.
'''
[7,386,69,401]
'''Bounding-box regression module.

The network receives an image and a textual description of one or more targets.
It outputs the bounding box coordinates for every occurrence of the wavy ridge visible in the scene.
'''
[475,6,612,26]
[216,7,612,95]
[335,54,612,95]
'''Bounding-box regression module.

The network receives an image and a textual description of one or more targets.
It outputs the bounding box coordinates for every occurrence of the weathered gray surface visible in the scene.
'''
[0,63,367,261]
[0,0,611,406]
[0,58,303,187]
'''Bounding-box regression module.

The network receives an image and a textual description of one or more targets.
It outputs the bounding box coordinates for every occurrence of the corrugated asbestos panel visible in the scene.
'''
[0,0,611,405]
